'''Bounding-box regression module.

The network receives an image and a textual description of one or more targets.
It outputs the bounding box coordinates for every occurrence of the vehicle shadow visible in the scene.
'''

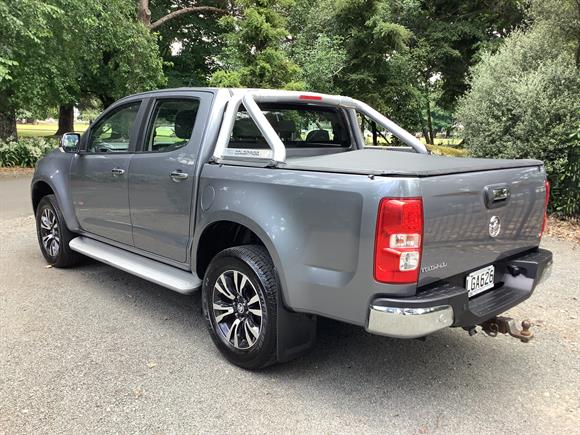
[74,258,541,404]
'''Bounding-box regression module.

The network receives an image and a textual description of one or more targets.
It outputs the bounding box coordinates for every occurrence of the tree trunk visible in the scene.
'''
[137,0,151,26]
[0,110,17,141]
[55,105,74,135]
[422,128,430,144]
[98,94,116,110]
[426,96,434,145]
[0,91,17,141]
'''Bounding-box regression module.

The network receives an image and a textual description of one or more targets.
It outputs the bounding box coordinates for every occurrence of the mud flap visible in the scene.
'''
[276,291,317,363]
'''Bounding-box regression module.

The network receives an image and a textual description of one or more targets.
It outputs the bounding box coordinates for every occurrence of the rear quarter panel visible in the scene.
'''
[194,164,420,326]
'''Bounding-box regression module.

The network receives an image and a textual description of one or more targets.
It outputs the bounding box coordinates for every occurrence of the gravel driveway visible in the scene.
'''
[1,175,578,434]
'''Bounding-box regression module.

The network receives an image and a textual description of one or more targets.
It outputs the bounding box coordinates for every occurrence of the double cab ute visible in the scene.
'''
[32,88,553,369]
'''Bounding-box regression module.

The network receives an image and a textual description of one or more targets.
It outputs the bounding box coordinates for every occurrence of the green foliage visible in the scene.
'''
[45,0,166,108]
[0,0,61,83]
[429,104,454,134]
[209,0,303,89]
[150,0,228,87]
[398,0,526,110]
[288,0,423,130]
[0,0,166,139]
[0,137,58,167]
[329,0,413,113]
[290,35,346,94]
[457,0,580,217]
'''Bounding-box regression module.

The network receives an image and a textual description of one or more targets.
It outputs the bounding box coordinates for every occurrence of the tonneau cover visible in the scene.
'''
[284,148,542,177]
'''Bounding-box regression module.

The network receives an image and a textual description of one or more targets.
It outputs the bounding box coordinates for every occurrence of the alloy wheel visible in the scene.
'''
[40,208,60,257]
[212,270,263,350]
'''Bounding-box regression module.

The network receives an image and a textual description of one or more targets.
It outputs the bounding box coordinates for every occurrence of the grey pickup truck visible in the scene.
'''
[32,88,552,369]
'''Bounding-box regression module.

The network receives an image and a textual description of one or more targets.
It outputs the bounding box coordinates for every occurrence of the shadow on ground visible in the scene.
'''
[72,257,540,399]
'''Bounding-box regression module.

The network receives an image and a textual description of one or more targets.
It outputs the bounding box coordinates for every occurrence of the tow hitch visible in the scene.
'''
[479,317,534,343]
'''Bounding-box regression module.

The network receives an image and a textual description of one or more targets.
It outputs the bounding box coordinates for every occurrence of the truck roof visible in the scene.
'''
[119,87,352,99]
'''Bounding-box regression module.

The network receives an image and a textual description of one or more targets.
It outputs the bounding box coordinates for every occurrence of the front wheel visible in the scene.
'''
[202,245,278,370]
[35,194,82,268]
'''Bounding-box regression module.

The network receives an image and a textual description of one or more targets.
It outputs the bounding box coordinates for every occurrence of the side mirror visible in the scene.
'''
[60,132,81,153]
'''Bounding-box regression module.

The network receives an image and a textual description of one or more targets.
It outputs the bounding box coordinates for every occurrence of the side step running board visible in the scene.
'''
[69,237,201,294]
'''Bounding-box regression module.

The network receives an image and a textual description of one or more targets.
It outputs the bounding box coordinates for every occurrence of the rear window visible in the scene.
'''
[229,104,350,149]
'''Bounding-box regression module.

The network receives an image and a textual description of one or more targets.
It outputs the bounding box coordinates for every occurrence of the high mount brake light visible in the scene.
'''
[298,95,323,101]
[374,198,424,284]
[540,180,550,239]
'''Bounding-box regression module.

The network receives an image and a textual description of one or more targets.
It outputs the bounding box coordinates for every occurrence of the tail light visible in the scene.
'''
[540,180,550,239]
[374,198,423,284]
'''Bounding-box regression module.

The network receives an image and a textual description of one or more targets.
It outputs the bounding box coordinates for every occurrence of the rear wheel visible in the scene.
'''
[35,195,82,268]
[202,245,278,369]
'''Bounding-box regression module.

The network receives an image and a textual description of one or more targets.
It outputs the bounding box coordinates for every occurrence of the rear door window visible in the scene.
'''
[141,99,200,153]
[229,104,350,149]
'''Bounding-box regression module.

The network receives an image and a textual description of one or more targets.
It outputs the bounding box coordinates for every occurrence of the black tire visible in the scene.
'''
[35,194,82,268]
[202,245,278,370]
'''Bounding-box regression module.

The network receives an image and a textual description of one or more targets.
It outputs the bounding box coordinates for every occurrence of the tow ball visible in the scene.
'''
[479,316,534,343]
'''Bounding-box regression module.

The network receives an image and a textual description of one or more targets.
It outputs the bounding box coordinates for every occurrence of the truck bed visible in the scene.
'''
[285,148,542,176]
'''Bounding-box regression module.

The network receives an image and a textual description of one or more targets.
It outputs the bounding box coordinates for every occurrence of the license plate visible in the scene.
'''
[466,265,495,298]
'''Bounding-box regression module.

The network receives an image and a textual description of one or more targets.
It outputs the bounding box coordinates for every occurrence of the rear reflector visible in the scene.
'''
[298,95,322,101]
[540,180,550,239]
[374,198,424,284]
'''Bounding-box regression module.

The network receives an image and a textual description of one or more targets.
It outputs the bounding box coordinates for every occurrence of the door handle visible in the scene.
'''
[170,170,189,181]
[111,167,125,175]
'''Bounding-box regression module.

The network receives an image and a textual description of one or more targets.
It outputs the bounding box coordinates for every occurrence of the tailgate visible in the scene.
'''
[419,166,546,287]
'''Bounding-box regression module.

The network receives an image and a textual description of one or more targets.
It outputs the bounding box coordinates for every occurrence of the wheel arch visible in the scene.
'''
[194,213,317,365]
[31,180,55,213]
[31,177,80,232]
[194,214,283,286]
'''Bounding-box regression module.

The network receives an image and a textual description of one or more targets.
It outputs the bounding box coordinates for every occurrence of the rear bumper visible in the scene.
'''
[366,248,553,339]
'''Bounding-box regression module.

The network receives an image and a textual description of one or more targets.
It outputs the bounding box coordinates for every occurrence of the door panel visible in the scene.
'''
[129,95,210,263]
[70,154,133,244]
[70,100,142,245]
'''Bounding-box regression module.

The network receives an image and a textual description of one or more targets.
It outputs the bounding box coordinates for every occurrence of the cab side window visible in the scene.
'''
[86,102,141,153]
[229,104,350,150]
[143,99,200,153]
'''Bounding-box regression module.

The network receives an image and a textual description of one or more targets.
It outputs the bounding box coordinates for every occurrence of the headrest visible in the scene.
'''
[306,129,330,142]
[272,119,296,140]
[175,109,197,139]
[233,118,262,138]
[273,119,295,133]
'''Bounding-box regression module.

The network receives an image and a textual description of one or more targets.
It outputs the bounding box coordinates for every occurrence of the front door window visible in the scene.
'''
[87,102,141,153]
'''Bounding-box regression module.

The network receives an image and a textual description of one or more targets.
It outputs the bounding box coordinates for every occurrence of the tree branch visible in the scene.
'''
[149,6,228,30]
[137,0,151,26]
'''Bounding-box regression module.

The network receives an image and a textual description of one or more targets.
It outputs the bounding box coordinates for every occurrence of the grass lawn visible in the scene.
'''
[420,137,467,156]
[420,137,463,146]
[426,144,467,157]
[17,122,89,137]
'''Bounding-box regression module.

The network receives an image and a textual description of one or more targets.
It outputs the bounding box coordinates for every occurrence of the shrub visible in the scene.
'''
[457,0,580,217]
[0,137,58,167]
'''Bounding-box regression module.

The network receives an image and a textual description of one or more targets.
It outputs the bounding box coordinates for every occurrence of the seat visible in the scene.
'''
[231,118,266,149]
[174,109,197,140]
[306,129,330,142]
[272,119,296,141]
